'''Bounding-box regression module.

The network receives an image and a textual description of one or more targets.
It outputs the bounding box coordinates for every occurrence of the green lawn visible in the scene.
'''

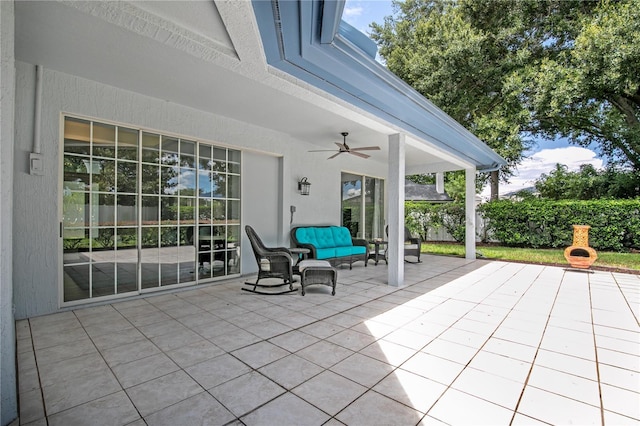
[422,243,640,271]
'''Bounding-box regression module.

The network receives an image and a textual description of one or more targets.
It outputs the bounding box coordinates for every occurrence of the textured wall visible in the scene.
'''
[1,2,17,424]
[12,63,387,319]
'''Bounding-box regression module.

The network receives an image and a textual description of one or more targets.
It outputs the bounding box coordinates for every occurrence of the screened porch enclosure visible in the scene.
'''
[62,116,241,303]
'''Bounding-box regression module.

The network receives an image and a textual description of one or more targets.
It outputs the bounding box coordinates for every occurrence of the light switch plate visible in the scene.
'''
[30,153,44,176]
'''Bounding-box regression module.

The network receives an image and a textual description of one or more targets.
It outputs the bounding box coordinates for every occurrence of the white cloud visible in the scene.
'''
[343,5,364,18]
[482,146,603,198]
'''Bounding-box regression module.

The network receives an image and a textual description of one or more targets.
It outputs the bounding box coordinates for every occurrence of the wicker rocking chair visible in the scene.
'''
[243,225,298,294]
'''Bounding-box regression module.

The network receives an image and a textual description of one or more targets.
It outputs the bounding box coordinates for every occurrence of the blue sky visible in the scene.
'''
[342,0,602,197]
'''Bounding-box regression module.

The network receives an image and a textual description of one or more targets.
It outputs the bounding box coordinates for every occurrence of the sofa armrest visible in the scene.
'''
[352,238,369,253]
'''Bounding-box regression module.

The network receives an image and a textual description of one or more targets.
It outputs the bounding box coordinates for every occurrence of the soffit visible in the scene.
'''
[13,0,470,172]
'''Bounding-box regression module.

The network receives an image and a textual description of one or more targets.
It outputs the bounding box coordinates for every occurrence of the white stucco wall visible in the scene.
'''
[1,2,18,424]
[13,62,387,318]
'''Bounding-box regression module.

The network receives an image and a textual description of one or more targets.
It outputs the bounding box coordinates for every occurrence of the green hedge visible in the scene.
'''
[479,199,640,251]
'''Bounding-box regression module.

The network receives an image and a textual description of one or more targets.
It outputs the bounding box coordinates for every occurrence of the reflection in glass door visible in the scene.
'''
[62,116,241,303]
[341,172,385,240]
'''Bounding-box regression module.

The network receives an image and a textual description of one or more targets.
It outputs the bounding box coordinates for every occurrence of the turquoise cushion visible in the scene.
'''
[350,245,367,255]
[334,246,354,258]
[313,227,336,249]
[331,226,353,246]
[315,248,336,260]
[294,227,316,246]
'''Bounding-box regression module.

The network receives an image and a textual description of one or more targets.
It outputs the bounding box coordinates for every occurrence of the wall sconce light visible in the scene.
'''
[298,177,311,195]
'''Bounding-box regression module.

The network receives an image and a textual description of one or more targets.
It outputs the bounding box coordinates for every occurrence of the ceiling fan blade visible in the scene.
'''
[328,152,343,159]
[348,151,370,159]
[350,146,380,151]
[335,142,347,150]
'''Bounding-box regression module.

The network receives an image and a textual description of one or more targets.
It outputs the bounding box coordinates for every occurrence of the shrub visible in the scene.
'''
[479,199,640,251]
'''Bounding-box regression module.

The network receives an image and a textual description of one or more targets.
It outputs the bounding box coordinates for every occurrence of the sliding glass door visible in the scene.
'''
[62,116,241,303]
[341,173,385,240]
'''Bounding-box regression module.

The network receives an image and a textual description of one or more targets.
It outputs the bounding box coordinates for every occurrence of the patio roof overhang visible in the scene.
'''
[14,1,503,174]
[251,0,506,173]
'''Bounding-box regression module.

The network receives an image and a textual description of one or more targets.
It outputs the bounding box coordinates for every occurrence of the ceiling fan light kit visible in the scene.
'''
[309,132,380,159]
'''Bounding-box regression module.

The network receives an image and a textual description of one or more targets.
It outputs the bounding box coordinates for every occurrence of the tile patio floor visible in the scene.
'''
[15,255,640,425]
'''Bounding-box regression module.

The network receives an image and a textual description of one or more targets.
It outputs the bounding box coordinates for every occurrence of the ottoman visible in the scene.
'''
[297,260,338,296]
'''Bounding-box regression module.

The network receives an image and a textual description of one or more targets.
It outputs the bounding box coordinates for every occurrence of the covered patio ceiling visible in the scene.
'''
[14,0,500,174]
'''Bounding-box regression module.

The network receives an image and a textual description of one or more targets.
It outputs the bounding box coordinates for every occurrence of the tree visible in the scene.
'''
[513,0,640,169]
[371,0,534,200]
[534,163,640,200]
[370,0,640,199]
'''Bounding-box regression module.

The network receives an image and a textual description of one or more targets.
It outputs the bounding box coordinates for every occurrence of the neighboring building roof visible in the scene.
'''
[251,0,506,172]
[405,180,453,203]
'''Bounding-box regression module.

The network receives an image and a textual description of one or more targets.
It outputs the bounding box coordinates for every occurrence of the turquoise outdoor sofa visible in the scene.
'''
[291,226,368,269]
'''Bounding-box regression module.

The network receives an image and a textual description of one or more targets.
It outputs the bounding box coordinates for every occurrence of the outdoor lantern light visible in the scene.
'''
[298,177,311,195]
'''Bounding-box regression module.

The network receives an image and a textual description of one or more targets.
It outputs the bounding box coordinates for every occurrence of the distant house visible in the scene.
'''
[404,180,453,203]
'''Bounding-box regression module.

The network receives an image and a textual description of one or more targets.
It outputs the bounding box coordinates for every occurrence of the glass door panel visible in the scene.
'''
[341,173,363,238]
[62,117,241,303]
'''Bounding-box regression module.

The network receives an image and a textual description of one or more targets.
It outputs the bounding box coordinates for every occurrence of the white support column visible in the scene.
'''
[388,133,405,287]
[435,172,445,194]
[465,167,476,259]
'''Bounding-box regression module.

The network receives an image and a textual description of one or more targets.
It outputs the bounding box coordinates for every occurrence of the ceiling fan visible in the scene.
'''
[309,132,381,159]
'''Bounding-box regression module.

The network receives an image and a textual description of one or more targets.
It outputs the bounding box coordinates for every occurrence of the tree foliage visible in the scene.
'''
[371,0,640,194]
[534,163,640,200]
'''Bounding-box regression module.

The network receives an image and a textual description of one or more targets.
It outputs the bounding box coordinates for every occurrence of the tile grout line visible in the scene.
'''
[590,272,605,426]
[507,266,564,426]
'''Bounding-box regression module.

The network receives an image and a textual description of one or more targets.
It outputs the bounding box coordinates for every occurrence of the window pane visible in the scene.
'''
[64,264,90,301]
[118,127,138,161]
[93,122,116,158]
[63,187,88,228]
[199,145,211,170]
[92,263,115,297]
[92,228,115,253]
[212,147,226,161]
[198,199,212,224]
[341,173,362,238]
[142,132,160,164]
[64,155,90,188]
[63,228,90,264]
[92,159,116,193]
[117,161,137,193]
[179,198,195,224]
[211,174,226,198]
[228,175,240,199]
[161,166,179,195]
[161,197,178,223]
[228,149,241,163]
[117,227,137,249]
[142,196,159,225]
[161,226,178,248]
[198,170,211,197]
[180,140,196,168]
[141,164,160,194]
[95,193,115,227]
[228,200,240,223]
[161,137,179,166]
[64,117,91,155]
[213,200,225,222]
[141,227,159,248]
[117,195,137,226]
[179,168,196,195]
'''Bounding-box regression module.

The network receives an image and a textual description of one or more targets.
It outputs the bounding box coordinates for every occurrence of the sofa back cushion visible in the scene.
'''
[331,226,353,247]
[313,227,336,248]
[294,226,353,249]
